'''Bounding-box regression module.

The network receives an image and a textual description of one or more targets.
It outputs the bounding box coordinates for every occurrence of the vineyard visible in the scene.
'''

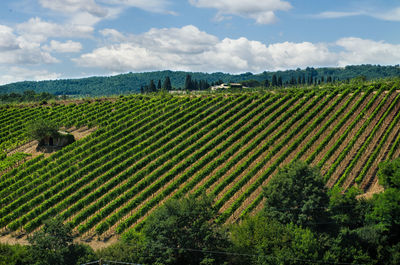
[1,81,400,240]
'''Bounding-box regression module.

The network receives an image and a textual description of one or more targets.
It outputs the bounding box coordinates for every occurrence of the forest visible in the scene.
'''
[0,65,399,96]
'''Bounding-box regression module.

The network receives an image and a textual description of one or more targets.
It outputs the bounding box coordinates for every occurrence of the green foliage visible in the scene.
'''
[367,188,400,240]
[366,157,400,243]
[140,193,229,265]
[328,186,368,230]
[229,213,320,265]
[322,227,375,264]
[263,161,329,230]
[96,230,147,263]
[1,65,399,96]
[378,157,400,189]
[28,217,94,265]
[26,119,59,142]
[0,90,57,104]
[0,152,31,172]
[0,243,33,265]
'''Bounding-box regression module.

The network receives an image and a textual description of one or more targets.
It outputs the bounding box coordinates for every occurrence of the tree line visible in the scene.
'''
[0,90,58,103]
[1,65,399,96]
[140,76,172,93]
[141,74,213,93]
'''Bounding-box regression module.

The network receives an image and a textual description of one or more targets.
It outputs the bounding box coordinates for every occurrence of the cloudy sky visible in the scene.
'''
[0,0,399,85]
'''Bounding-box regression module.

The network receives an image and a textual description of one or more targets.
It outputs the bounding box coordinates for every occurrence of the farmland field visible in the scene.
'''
[1,81,400,240]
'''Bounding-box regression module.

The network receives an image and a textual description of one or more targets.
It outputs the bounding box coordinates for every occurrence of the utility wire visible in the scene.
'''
[81,260,142,265]
[147,244,365,265]
[82,244,365,265]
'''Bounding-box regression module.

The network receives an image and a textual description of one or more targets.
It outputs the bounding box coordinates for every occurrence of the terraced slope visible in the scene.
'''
[1,82,400,239]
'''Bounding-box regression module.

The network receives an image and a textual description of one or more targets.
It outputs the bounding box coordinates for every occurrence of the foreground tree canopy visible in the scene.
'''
[263,161,329,230]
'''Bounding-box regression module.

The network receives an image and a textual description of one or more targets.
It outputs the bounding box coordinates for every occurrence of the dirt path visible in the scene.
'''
[0,234,117,251]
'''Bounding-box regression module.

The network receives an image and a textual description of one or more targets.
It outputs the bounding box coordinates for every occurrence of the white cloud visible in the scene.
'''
[314,11,363,19]
[314,7,400,22]
[373,7,400,22]
[189,0,292,24]
[0,67,61,85]
[39,0,108,17]
[104,0,175,14]
[0,23,58,65]
[16,17,94,43]
[336,37,400,66]
[74,25,338,73]
[0,25,20,51]
[43,40,83,53]
[100,28,127,42]
[75,25,400,73]
[37,0,175,26]
[0,46,58,65]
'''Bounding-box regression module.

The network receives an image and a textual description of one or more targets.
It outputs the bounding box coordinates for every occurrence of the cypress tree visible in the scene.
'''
[157,79,162,90]
[278,76,283,87]
[272,74,278,86]
[184,74,192,90]
[149,80,156,92]
[163,76,172,90]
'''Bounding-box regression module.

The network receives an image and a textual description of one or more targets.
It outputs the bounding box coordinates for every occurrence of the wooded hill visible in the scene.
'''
[1,79,400,240]
[0,64,399,96]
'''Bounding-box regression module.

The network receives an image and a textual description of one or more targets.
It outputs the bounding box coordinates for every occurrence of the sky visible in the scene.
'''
[0,0,399,85]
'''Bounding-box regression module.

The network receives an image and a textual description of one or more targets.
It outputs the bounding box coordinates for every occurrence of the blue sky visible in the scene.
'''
[0,0,399,84]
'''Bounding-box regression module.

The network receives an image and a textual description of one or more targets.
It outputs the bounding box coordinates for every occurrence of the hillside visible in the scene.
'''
[0,65,399,96]
[1,80,400,241]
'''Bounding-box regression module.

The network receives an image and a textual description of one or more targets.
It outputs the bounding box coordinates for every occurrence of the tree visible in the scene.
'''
[263,161,329,231]
[28,218,94,265]
[377,157,400,189]
[277,76,282,87]
[230,213,319,265]
[26,119,58,143]
[184,74,192,90]
[149,80,156,92]
[271,74,277,86]
[163,76,172,90]
[96,231,147,264]
[141,194,228,265]
[157,79,162,90]
[0,243,33,265]
[372,157,400,232]
[328,186,367,230]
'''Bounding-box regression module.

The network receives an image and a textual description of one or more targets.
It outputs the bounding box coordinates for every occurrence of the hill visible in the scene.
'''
[1,80,400,241]
[0,65,399,96]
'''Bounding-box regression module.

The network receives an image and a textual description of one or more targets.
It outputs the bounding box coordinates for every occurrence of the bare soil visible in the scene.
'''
[339,93,397,190]
[7,126,96,159]
[0,233,117,251]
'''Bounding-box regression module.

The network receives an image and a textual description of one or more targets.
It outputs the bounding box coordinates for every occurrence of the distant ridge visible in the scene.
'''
[1,65,399,96]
